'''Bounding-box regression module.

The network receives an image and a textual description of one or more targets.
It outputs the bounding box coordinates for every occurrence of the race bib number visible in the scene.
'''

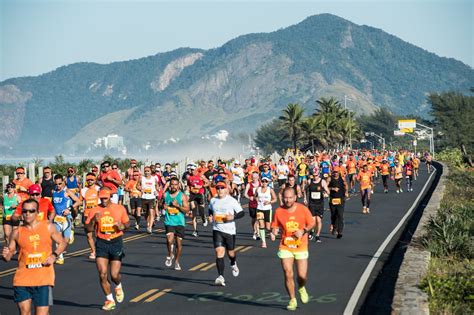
[311,192,321,200]
[168,207,179,215]
[214,214,226,223]
[283,237,301,249]
[256,212,265,220]
[5,214,12,221]
[100,223,115,234]
[331,198,342,205]
[144,187,152,194]
[131,189,140,198]
[54,216,67,224]
[26,253,46,269]
[86,200,97,209]
[191,187,200,194]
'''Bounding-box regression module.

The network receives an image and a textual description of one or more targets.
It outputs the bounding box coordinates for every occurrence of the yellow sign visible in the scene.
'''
[398,120,416,129]
[400,128,414,133]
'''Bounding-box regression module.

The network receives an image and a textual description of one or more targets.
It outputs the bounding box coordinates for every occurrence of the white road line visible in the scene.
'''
[343,169,437,315]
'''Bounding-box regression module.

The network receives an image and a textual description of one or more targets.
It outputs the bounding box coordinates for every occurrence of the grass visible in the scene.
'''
[420,154,474,314]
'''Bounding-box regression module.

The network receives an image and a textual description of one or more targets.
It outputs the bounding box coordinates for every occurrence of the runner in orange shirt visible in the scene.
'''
[81,173,101,259]
[13,185,55,224]
[2,198,67,315]
[380,159,391,193]
[356,164,373,214]
[346,156,357,193]
[270,187,315,311]
[86,189,130,311]
[124,171,142,230]
[13,167,33,203]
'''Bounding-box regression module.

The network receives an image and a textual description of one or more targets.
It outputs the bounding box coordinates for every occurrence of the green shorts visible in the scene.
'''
[277,249,309,260]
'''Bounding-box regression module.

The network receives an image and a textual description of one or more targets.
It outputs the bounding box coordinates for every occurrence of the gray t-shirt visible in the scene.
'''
[209,195,243,235]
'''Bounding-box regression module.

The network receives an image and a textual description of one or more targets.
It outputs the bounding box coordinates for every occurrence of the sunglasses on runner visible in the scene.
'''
[22,209,37,214]
[112,167,118,170]
[216,187,226,190]
[30,193,41,196]
[16,172,24,175]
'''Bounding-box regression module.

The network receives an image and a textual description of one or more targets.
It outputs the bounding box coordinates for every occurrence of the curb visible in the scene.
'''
[391,162,448,315]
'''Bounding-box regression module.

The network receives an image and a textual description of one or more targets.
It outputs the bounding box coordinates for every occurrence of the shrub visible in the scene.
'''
[421,258,474,314]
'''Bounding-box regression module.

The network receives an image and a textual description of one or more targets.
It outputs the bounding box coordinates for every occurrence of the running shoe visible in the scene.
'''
[68,230,74,245]
[147,227,152,234]
[287,298,297,311]
[135,223,139,230]
[55,257,64,265]
[89,252,96,260]
[203,220,208,227]
[192,231,199,238]
[165,256,173,267]
[115,287,124,303]
[298,286,309,304]
[315,236,322,243]
[366,208,370,214]
[215,275,226,286]
[231,263,239,277]
[252,233,257,240]
[337,234,343,239]
[261,242,267,248]
[102,300,116,311]
[174,262,181,271]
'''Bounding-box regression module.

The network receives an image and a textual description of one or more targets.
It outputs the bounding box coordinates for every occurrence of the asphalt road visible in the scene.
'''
[0,167,436,315]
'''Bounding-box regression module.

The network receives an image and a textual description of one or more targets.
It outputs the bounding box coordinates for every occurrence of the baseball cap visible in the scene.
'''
[98,189,111,198]
[28,184,42,194]
[216,181,227,188]
[234,160,240,165]
[261,177,270,182]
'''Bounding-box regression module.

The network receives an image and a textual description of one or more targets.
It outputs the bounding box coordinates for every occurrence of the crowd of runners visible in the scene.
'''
[1,149,433,313]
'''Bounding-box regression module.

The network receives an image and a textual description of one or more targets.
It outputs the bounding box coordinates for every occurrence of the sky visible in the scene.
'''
[1,0,472,81]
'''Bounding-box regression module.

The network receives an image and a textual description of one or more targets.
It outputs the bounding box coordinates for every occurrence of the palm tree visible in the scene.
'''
[313,97,344,148]
[301,116,323,153]
[279,103,305,152]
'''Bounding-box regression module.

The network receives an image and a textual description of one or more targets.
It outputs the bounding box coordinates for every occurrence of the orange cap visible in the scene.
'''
[98,189,111,198]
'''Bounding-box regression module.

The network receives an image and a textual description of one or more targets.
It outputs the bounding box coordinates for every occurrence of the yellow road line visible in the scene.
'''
[189,262,210,271]
[0,228,167,277]
[0,268,16,276]
[144,289,172,302]
[200,263,216,271]
[239,246,253,253]
[130,288,159,303]
[233,245,245,252]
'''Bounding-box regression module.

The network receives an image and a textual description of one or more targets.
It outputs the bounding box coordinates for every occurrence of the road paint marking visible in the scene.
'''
[0,228,167,277]
[144,288,172,302]
[189,262,210,271]
[200,263,216,271]
[233,245,245,252]
[239,246,253,253]
[343,169,437,315]
[0,267,16,275]
[130,289,159,302]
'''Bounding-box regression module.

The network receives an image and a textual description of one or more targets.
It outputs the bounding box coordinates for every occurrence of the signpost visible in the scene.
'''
[398,119,416,129]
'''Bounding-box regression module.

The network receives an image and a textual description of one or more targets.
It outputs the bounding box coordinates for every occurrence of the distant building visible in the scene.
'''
[94,134,126,151]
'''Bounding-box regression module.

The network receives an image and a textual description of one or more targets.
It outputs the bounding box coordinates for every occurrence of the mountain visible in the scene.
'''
[1,14,472,155]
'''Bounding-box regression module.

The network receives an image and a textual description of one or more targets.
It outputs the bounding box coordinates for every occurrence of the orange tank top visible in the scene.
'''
[14,221,54,287]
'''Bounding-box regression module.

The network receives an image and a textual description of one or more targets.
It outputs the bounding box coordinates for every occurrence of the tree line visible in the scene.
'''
[255,91,473,165]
